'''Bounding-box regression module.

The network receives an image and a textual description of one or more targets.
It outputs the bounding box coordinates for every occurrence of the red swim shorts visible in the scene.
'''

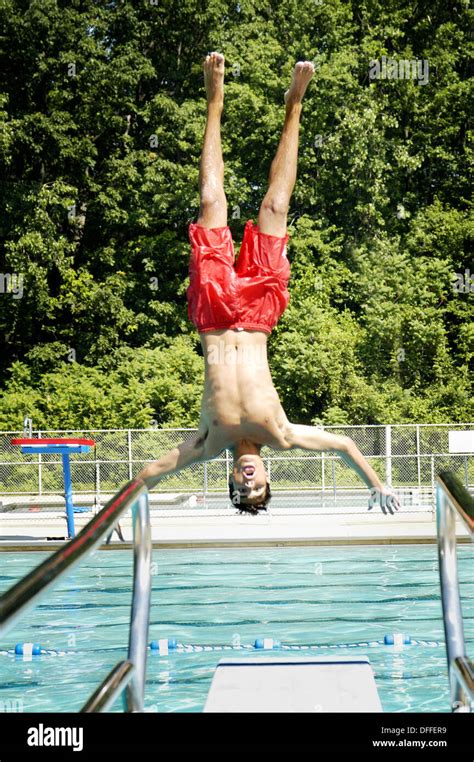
[187,219,290,334]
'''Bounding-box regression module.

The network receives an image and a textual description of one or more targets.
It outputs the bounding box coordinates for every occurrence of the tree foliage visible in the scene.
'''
[0,0,472,428]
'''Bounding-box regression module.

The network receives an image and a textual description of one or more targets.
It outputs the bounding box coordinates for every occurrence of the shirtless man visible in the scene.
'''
[140,52,400,516]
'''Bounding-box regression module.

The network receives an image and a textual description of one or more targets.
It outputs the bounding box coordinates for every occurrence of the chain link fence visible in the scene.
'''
[0,424,472,513]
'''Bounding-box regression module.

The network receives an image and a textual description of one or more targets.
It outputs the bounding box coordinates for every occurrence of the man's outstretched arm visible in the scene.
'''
[138,432,209,490]
[285,424,400,514]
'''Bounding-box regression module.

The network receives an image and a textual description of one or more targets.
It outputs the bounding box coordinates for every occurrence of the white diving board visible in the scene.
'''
[204,655,383,713]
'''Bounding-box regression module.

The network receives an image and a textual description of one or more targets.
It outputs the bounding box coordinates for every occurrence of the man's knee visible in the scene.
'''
[260,194,289,218]
[199,193,226,212]
[197,194,227,227]
[257,194,288,236]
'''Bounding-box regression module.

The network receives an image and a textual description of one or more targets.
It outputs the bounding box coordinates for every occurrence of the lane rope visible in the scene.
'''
[3,633,443,658]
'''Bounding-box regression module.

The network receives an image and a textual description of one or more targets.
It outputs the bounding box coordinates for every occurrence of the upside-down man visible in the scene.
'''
[140,53,400,516]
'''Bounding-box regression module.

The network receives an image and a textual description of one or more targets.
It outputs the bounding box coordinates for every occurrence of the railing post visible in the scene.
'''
[436,485,469,711]
[125,492,152,713]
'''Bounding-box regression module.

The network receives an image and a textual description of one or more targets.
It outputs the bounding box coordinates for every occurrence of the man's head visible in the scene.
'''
[229,453,271,515]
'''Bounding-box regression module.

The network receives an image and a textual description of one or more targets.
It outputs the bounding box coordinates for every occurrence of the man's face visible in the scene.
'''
[231,454,268,506]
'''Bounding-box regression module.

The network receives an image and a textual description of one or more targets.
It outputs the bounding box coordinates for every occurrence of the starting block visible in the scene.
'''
[11,438,95,539]
[204,655,383,713]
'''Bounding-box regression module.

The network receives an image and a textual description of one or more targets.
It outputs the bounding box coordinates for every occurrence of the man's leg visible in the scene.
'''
[197,52,227,228]
[257,61,315,237]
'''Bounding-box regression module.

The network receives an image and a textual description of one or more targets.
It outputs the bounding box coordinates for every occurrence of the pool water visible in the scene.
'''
[0,545,472,712]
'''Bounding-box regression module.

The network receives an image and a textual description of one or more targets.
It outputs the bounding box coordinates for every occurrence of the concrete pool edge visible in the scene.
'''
[0,536,471,551]
[0,507,471,549]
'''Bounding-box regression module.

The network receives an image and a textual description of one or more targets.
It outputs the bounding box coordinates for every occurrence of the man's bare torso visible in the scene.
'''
[198,330,290,455]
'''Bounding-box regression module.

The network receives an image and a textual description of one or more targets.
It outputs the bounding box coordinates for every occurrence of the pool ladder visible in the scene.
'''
[0,477,152,712]
[436,471,474,712]
[0,471,472,712]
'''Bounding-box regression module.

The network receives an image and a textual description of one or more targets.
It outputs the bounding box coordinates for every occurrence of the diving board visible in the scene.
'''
[204,655,383,713]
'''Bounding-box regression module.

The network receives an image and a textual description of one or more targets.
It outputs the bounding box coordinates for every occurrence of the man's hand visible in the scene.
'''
[368,485,401,515]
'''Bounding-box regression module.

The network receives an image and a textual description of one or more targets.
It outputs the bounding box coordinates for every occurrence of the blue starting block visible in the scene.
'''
[11,438,96,539]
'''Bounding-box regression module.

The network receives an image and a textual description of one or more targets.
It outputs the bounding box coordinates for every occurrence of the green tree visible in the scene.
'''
[0,0,471,428]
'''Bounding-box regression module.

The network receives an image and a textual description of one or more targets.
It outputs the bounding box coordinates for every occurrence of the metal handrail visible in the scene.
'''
[436,470,474,712]
[0,476,152,712]
[81,661,135,712]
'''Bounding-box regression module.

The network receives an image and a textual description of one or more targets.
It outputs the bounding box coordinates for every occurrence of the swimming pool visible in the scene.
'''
[0,544,472,712]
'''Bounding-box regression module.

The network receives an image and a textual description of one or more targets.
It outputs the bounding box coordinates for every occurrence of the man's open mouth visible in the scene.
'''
[242,465,255,477]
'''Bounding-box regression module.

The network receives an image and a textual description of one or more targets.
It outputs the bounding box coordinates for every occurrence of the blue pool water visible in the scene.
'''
[0,545,472,712]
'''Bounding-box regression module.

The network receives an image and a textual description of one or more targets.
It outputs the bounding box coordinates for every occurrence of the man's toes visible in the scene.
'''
[213,53,225,66]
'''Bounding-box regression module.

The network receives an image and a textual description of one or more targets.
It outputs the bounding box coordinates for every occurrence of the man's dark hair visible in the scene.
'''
[228,477,272,515]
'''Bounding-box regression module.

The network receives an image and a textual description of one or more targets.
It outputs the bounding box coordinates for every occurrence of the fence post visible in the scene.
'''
[225,449,230,484]
[385,425,392,486]
[127,429,133,480]
[331,458,336,506]
[203,461,208,497]
[38,429,42,496]
[95,462,101,504]
[416,424,421,487]
[430,455,435,513]
[321,451,325,494]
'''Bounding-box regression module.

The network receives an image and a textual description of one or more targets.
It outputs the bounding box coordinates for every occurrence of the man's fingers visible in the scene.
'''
[368,488,401,514]
[386,495,399,514]
[387,494,399,513]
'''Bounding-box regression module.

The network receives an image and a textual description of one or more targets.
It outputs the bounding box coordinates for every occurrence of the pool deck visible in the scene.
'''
[0,492,471,548]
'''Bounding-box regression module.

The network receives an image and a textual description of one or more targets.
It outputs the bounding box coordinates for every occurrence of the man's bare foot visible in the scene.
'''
[284,61,315,108]
[203,51,225,108]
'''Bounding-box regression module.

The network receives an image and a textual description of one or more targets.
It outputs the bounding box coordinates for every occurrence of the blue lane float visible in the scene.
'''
[2,633,442,659]
[384,633,412,645]
[254,638,281,650]
[14,643,41,656]
[150,638,178,655]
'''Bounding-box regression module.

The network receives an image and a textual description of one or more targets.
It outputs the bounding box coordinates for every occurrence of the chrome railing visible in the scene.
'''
[0,477,152,712]
[436,470,474,712]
